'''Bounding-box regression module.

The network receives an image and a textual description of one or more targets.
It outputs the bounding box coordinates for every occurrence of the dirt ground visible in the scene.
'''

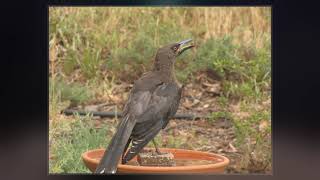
[67,72,271,174]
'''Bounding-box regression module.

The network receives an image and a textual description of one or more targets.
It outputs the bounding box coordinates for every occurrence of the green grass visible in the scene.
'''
[208,111,233,124]
[49,7,270,83]
[49,7,271,174]
[49,77,93,105]
[233,109,270,146]
[49,114,111,173]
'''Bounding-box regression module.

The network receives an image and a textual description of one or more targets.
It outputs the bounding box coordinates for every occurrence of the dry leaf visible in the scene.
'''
[259,120,269,132]
[84,105,99,112]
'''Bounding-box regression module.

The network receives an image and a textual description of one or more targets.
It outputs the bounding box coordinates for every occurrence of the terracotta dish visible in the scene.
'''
[82,148,229,174]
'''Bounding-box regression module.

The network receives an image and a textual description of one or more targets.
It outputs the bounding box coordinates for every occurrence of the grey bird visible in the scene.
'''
[94,39,194,174]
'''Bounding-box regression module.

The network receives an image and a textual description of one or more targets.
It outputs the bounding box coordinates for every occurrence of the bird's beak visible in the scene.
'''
[177,39,194,56]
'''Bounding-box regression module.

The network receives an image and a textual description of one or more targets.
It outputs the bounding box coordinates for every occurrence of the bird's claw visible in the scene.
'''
[155,148,163,155]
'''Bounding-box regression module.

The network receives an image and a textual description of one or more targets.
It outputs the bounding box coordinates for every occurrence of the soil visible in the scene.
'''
[71,72,269,173]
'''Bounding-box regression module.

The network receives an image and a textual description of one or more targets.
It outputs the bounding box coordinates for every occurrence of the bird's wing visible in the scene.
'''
[162,86,183,129]
[122,83,180,163]
[95,73,181,172]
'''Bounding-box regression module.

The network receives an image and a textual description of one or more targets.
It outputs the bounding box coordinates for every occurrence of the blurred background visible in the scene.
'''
[49,7,271,174]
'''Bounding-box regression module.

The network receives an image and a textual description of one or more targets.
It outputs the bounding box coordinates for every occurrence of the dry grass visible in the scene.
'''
[49,7,270,47]
[48,6,271,84]
[49,7,271,174]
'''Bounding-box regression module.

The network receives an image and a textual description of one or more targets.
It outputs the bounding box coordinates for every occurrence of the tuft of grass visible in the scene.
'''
[193,36,239,76]
[208,111,232,125]
[50,77,93,106]
[49,114,110,173]
[233,109,270,146]
[231,107,271,172]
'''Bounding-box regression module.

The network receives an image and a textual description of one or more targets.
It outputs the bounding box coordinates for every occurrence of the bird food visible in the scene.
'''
[137,151,176,167]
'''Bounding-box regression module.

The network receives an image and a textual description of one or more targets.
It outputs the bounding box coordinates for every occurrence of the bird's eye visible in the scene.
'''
[173,46,178,51]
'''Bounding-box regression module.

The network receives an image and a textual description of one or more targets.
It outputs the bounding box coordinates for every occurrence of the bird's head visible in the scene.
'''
[154,39,194,71]
[159,38,194,58]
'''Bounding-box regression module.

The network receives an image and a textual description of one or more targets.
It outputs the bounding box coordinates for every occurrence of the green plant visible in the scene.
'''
[231,108,271,172]
[217,96,229,109]
[49,114,110,173]
[208,111,232,124]
[50,78,92,105]
[232,110,270,145]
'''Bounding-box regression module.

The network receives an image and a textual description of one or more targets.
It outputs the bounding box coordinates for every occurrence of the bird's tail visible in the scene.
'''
[94,115,135,174]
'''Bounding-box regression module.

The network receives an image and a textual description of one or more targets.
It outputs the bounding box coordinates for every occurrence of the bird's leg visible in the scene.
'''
[122,138,131,164]
[121,152,125,164]
[152,139,162,155]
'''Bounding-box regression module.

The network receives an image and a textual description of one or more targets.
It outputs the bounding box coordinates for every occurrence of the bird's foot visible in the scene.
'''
[155,148,164,155]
